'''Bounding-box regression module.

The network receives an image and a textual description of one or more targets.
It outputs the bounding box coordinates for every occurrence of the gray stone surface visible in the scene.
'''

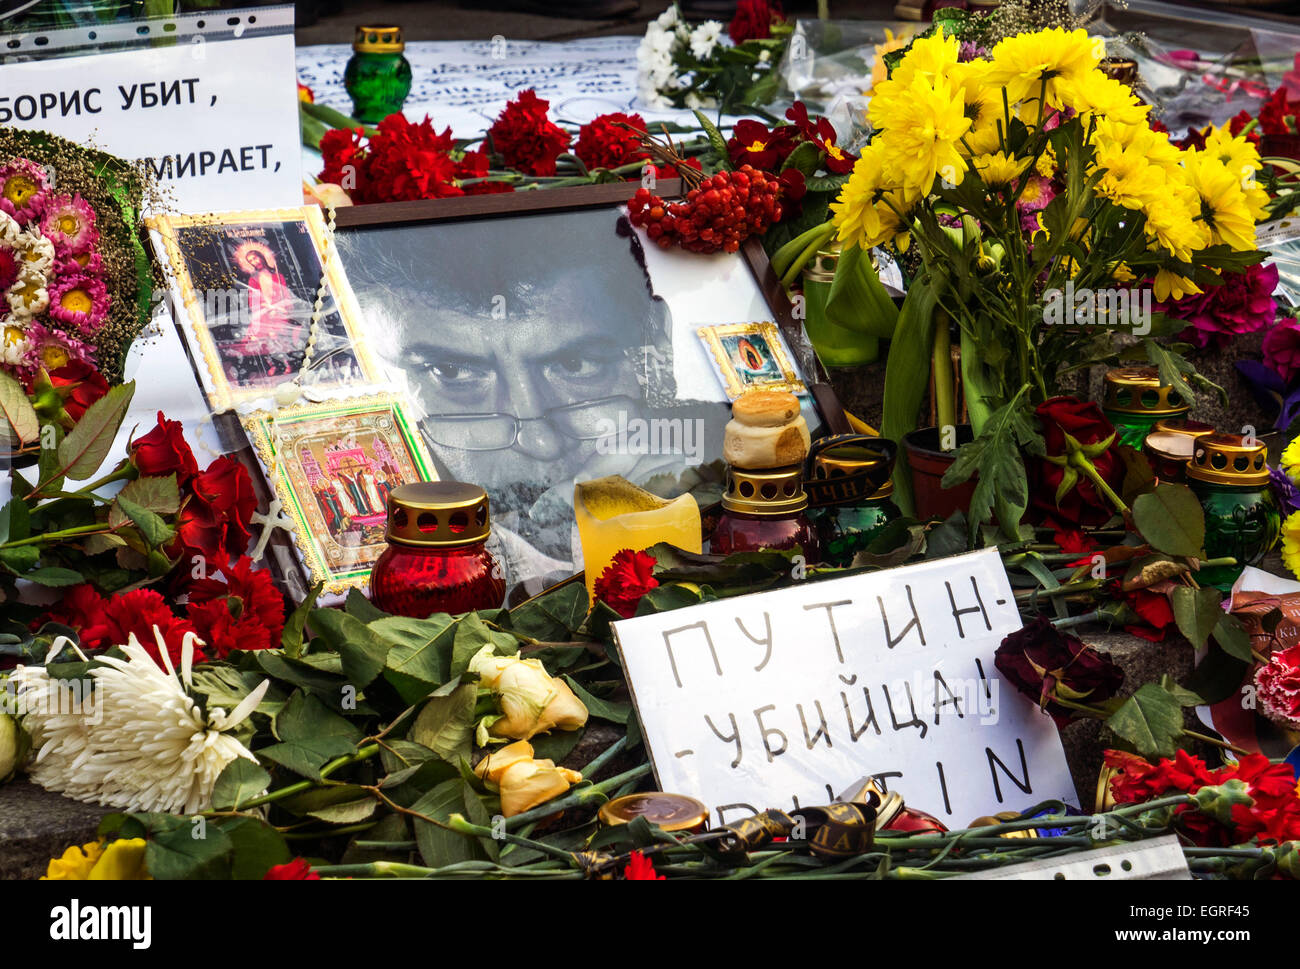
[0,781,109,881]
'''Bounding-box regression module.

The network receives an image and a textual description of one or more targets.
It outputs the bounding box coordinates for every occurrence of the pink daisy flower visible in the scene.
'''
[0,158,49,225]
[20,319,95,373]
[48,273,109,334]
[57,250,103,277]
[39,194,98,256]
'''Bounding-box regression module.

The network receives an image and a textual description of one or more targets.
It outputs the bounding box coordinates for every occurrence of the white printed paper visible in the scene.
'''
[614,548,1077,825]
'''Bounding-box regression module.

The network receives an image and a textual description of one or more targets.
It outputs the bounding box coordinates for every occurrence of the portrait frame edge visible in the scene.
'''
[697,321,808,401]
[240,393,436,596]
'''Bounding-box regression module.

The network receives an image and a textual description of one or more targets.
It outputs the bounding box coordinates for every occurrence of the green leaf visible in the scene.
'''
[563,675,630,724]
[258,691,359,780]
[107,474,180,530]
[450,612,516,678]
[1212,611,1253,662]
[308,608,390,688]
[693,108,731,166]
[530,727,584,763]
[410,680,477,763]
[139,813,234,880]
[280,582,323,658]
[306,797,378,825]
[0,545,39,575]
[1105,683,1185,759]
[941,388,1043,541]
[1170,586,1222,649]
[211,759,272,811]
[825,243,900,338]
[218,816,291,880]
[880,280,942,515]
[345,587,388,622]
[781,140,822,178]
[21,566,85,586]
[1131,484,1205,557]
[378,613,457,699]
[55,381,135,480]
[0,370,39,444]
[1158,674,1203,707]
[509,581,590,641]
[0,498,30,546]
[113,495,174,548]
[411,778,486,868]
[36,422,64,497]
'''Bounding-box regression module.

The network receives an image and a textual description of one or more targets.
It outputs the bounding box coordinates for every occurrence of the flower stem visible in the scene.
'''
[230,744,381,811]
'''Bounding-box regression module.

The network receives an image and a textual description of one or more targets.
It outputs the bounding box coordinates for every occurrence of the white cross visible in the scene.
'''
[249,495,295,562]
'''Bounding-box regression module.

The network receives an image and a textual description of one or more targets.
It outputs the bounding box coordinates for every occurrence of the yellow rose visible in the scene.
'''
[470,647,589,740]
[43,838,151,880]
[496,758,583,817]
[473,739,537,785]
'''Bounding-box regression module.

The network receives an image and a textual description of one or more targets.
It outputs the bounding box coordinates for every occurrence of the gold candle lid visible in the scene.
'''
[354,25,405,53]
[385,481,490,547]
[802,243,843,283]
[1099,56,1139,86]
[1154,418,1215,439]
[597,793,709,832]
[1102,366,1188,416]
[1143,430,1195,462]
[1186,432,1269,487]
[721,465,808,516]
[809,445,895,499]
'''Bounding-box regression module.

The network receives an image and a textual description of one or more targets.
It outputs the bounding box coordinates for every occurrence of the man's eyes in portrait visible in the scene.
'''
[410,351,495,396]
[539,342,626,388]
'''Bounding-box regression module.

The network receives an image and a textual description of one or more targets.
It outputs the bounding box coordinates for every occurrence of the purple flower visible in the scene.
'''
[1158,262,1279,349]
[1264,319,1300,382]
[1270,465,1300,515]
[958,41,988,62]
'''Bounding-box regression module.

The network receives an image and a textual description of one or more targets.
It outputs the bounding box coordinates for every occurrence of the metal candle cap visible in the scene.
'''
[385,481,490,547]
[1186,433,1270,487]
[597,793,709,833]
[721,465,808,516]
[1103,366,1188,416]
[1154,418,1215,440]
[353,25,405,53]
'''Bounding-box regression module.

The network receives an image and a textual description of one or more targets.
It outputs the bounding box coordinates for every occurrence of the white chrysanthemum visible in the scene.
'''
[6,265,48,319]
[690,21,723,60]
[16,229,54,275]
[0,326,28,367]
[0,210,22,244]
[13,629,268,815]
[655,3,680,28]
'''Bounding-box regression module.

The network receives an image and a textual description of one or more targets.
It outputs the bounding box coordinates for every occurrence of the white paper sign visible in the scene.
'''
[613,548,1077,826]
[0,9,302,213]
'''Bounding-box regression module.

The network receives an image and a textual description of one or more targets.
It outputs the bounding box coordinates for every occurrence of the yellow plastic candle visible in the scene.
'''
[574,476,702,599]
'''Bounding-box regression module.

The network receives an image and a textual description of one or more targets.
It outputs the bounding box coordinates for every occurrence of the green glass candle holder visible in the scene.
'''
[344,25,413,124]
[1101,366,1189,451]
[800,246,880,368]
[1186,433,1281,591]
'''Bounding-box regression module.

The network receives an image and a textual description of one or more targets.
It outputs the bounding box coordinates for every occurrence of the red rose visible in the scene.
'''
[1108,580,1177,642]
[38,584,113,651]
[593,548,659,619]
[1029,396,1125,529]
[102,588,203,667]
[187,556,286,657]
[994,615,1125,726]
[174,455,256,574]
[130,411,199,484]
[726,119,796,172]
[487,89,571,177]
[575,112,649,172]
[263,858,320,880]
[728,0,784,44]
[46,361,108,423]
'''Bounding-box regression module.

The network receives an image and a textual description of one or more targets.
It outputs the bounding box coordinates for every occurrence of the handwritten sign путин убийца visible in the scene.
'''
[612,548,1077,826]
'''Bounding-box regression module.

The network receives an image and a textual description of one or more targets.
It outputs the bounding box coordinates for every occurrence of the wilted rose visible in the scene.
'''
[474,739,582,817]
[994,615,1125,726]
[0,712,28,783]
[469,647,588,740]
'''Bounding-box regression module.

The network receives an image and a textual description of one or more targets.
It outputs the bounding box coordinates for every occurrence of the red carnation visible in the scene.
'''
[593,548,659,619]
[264,858,320,880]
[729,0,784,44]
[46,361,109,423]
[173,455,257,576]
[487,90,571,177]
[575,112,649,172]
[187,556,286,657]
[1256,644,1300,730]
[623,850,665,880]
[38,584,113,651]
[364,114,466,202]
[102,588,203,667]
[454,148,513,195]
[130,411,199,485]
[1260,87,1300,137]
[319,127,368,197]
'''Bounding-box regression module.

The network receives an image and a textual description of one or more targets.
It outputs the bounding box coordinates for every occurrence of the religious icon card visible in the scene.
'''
[242,395,436,594]
[696,321,807,400]
[149,206,378,411]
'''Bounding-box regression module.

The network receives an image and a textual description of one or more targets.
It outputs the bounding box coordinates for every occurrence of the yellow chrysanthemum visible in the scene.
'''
[871,28,913,88]
[1152,269,1202,302]
[1141,175,1207,262]
[1183,151,1258,252]
[870,73,971,195]
[889,31,961,88]
[1282,510,1300,581]
[1061,73,1150,125]
[972,150,1031,186]
[42,838,151,880]
[949,59,1006,155]
[1090,117,1183,177]
[1093,141,1164,210]
[1036,144,1057,177]
[986,27,1102,109]
[1280,435,1300,482]
[831,145,915,251]
[1112,262,1135,283]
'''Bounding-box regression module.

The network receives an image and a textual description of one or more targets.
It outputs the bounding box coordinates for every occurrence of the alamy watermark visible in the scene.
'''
[1042,282,1151,336]
[593,412,705,463]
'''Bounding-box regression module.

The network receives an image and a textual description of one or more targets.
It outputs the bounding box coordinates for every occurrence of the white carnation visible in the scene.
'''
[690,22,723,60]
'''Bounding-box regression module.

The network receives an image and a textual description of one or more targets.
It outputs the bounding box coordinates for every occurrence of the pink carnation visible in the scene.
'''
[0,158,49,224]
[39,194,98,256]
[48,273,109,334]
[1263,319,1300,381]
[1256,644,1300,730]
[1157,262,1279,349]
